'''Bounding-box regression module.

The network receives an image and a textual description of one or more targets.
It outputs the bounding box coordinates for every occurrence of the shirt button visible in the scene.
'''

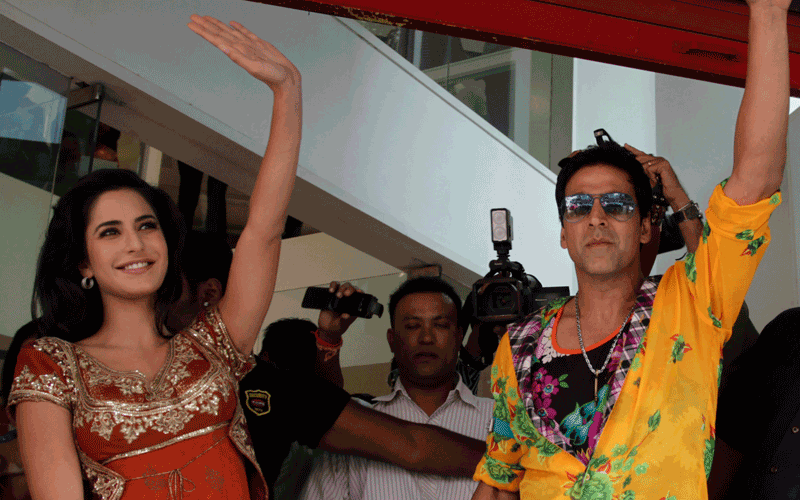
[770,466,778,473]
[792,427,799,434]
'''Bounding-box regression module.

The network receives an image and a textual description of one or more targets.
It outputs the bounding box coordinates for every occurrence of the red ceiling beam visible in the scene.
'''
[253,0,800,96]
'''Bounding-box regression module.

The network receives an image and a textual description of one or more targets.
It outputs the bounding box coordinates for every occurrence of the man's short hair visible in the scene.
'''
[183,231,233,293]
[259,318,317,371]
[388,277,463,329]
[555,142,653,224]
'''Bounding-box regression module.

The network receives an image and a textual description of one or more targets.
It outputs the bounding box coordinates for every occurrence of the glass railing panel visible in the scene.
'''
[0,74,67,192]
[353,20,572,170]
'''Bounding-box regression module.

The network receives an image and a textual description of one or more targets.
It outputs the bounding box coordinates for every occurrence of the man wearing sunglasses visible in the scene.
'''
[471,0,790,498]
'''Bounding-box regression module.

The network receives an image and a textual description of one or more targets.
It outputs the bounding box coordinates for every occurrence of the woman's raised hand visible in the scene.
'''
[188,15,299,93]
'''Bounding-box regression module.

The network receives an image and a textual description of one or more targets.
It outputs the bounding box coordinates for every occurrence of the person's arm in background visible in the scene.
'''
[463,322,506,363]
[313,282,361,388]
[318,400,485,476]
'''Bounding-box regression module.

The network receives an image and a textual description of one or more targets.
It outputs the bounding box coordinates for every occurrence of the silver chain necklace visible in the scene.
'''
[574,294,636,402]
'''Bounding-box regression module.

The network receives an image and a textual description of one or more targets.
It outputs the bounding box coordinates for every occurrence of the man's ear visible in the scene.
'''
[197,278,223,307]
[387,328,397,355]
[639,214,653,245]
[560,225,568,249]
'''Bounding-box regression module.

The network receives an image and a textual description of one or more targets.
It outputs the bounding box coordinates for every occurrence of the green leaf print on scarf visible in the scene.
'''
[684,253,697,283]
[611,444,628,457]
[735,229,755,241]
[708,307,722,328]
[741,236,766,257]
[704,437,716,479]
[648,410,661,432]
[702,220,710,244]
[669,335,692,363]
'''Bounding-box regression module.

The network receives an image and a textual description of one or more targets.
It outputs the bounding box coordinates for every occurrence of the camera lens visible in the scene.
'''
[488,284,517,314]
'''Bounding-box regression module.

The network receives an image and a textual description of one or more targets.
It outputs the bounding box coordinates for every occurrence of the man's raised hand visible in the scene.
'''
[745,0,791,11]
[317,282,362,342]
[624,144,690,211]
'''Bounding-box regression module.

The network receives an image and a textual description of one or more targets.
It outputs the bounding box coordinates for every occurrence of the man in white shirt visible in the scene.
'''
[301,277,493,500]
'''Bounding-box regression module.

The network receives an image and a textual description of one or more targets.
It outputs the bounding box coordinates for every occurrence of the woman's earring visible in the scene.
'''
[81,277,95,290]
[203,301,210,308]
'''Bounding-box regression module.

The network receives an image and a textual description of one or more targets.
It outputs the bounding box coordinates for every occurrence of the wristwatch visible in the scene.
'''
[672,201,703,223]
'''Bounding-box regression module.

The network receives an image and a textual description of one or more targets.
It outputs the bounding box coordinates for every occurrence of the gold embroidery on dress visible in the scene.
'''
[205,466,224,491]
[102,422,229,465]
[65,333,235,443]
[187,307,255,381]
[9,309,265,500]
[144,465,167,491]
[8,366,71,409]
[126,433,227,500]
[79,448,126,500]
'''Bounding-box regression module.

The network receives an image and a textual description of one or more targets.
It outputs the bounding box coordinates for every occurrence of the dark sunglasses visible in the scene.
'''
[561,192,638,223]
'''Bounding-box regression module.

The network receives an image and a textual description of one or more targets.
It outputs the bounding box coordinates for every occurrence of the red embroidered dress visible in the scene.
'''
[8,307,266,500]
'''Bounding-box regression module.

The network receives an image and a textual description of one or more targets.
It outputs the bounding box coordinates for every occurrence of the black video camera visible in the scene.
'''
[301,287,384,319]
[460,209,568,370]
[470,209,543,323]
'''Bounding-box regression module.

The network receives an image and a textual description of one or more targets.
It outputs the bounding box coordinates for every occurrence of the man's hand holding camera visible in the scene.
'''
[317,281,362,344]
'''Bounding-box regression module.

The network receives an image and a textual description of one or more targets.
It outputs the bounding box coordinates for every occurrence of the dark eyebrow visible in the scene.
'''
[93,214,157,235]
[401,315,452,322]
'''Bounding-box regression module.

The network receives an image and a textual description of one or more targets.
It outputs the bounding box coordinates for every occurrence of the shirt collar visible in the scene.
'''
[374,374,479,409]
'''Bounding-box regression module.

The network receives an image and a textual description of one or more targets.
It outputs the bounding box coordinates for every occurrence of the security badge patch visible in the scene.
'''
[245,390,271,416]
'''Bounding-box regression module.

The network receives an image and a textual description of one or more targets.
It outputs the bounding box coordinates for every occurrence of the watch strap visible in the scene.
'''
[672,201,702,223]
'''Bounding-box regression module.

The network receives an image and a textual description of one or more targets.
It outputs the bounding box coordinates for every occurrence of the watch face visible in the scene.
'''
[675,203,702,222]
[685,204,702,219]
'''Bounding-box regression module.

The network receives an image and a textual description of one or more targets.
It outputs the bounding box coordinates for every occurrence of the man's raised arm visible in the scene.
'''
[726,0,791,205]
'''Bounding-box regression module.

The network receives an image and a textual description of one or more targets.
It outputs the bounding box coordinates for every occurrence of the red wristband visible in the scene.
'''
[313,329,343,349]
[314,330,343,361]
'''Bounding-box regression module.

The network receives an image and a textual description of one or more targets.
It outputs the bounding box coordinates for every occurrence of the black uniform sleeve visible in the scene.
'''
[294,374,351,448]
[240,359,350,448]
[240,359,351,488]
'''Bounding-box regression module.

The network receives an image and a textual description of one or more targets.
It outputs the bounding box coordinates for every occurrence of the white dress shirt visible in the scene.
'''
[299,376,493,500]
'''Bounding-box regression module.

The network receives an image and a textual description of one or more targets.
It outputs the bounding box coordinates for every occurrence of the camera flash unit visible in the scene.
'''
[491,208,512,243]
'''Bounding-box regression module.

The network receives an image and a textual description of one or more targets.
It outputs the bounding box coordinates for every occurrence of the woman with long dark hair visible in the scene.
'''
[7,16,301,500]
